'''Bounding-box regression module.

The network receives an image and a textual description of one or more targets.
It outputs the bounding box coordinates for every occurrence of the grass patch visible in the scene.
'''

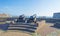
[0,22,5,24]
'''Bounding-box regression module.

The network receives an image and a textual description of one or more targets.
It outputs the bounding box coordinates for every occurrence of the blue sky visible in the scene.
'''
[0,0,60,17]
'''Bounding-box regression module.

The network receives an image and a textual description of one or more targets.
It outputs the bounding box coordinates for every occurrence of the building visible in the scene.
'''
[53,13,60,18]
[0,13,11,18]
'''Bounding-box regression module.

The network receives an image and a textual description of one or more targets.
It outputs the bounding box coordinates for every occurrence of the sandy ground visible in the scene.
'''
[0,30,32,36]
[0,20,60,36]
[36,20,60,36]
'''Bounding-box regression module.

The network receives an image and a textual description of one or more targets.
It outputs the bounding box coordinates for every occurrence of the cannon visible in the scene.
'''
[16,14,26,23]
[27,14,37,23]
